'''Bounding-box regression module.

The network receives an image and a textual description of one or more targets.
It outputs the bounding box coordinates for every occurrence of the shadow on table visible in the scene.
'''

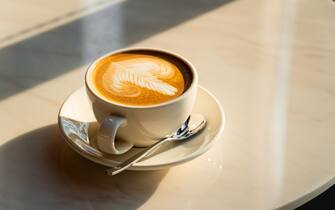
[0,125,167,210]
[0,0,232,102]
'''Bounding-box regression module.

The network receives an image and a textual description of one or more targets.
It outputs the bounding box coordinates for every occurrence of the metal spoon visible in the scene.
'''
[106,114,206,176]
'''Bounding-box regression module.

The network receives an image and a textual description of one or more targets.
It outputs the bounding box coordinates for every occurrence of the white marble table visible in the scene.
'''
[0,0,334,209]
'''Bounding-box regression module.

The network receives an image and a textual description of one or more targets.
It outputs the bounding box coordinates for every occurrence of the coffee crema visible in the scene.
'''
[92,51,189,106]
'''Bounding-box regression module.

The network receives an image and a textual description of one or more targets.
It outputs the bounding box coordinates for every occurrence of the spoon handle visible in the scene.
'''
[106,137,172,176]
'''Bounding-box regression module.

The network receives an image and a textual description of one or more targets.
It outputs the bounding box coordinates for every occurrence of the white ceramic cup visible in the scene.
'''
[85,48,198,155]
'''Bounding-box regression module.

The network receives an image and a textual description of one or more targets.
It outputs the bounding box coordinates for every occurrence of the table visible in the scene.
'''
[0,0,334,209]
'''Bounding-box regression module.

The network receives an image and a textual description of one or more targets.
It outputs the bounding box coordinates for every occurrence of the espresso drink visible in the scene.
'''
[92,50,192,106]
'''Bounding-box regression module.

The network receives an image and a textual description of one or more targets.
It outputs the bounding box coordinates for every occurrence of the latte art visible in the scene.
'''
[105,59,178,97]
[93,52,187,106]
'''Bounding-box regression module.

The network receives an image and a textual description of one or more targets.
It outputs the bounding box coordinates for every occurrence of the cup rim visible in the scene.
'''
[85,47,198,109]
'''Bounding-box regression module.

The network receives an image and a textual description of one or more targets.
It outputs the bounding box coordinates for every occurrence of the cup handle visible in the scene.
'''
[97,115,134,155]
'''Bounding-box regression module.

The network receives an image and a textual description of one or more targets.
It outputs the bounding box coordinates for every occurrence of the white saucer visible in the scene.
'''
[58,86,225,170]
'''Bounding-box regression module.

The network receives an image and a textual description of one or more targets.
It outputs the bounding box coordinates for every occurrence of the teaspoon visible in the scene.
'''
[107,114,206,175]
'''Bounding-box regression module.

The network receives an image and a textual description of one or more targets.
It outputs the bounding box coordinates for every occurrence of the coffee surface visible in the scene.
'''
[92,52,188,106]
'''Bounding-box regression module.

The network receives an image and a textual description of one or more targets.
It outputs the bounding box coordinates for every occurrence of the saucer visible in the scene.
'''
[58,86,225,170]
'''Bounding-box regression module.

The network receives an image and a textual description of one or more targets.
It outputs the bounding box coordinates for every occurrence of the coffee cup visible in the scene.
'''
[85,47,198,155]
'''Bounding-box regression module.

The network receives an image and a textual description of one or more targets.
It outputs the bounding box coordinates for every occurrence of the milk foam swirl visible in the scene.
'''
[102,58,178,97]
